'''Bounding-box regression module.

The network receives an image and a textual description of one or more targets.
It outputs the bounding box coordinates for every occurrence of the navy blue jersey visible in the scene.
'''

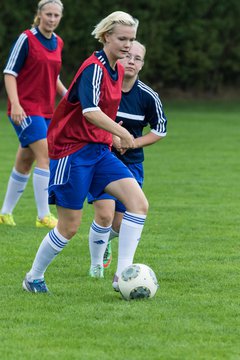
[3,27,58,76]
[68,50,118,111]
[113,79,167,164]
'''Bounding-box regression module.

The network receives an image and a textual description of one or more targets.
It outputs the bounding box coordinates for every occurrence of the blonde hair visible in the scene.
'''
[132,40,146,58]
[32,0,64,27]
[92,11,139,44]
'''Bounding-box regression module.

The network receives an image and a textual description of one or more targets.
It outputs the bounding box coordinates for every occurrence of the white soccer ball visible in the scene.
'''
[118,263,159,300]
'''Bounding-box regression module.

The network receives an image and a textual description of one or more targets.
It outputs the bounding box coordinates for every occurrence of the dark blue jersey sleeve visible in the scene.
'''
[68,64,104,111]
[3,33,29,76]
[142,85,167,136]
[114,79,167,164]
[79,64,103,112]
[3,27,58,77]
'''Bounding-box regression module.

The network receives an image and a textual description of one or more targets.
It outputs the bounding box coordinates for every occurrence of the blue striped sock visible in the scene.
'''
[116,212,146,276]
[27,227,68,280]
[89,221,111,267]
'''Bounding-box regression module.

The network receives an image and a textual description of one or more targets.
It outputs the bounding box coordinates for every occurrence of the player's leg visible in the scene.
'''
[90,152,148,288]
[28,116,57,228]
[29,137,57,228]
[102,208,124,269]
[0,145,34,226]
[23,149,93,293]
[93,199,115,227]
[89,199,115,277]
[103,162,144,268]
[105,177,149,290]
[23,206,82,293]
[111,211,123,234]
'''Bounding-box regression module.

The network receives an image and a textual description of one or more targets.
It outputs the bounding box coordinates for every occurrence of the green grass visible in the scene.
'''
[0,100,239,360]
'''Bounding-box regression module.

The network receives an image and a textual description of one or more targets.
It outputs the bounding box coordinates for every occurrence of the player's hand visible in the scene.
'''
[11,103,27,125]
[120,130,135,150]
[112,135,122,151]
[113,136,128,155]
[118,148,128,155]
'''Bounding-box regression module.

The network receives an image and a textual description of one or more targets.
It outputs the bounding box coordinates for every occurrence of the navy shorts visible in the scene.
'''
[48,144,134,210]
[87,162,144,213]
[9,115,50,148]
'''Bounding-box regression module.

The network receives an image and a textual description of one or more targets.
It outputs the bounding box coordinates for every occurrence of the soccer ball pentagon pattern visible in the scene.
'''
[118,263,159,300]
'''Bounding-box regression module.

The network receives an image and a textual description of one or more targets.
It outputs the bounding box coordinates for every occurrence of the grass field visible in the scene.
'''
[0,100,239,360]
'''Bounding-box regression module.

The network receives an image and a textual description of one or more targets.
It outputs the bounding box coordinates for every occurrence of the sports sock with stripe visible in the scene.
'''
[1,167,30,214]
[27,227,68,281]
[33,167,50,219]
[89,221,111,267]
[116,211,146,277]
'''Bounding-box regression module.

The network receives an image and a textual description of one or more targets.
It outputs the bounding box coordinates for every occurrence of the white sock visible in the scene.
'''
[33,167,50,219]
[89,221,111,267]
[116,212,146,277]
[27,227,69,281]
[109,228,119,241]
[1,167,30,214]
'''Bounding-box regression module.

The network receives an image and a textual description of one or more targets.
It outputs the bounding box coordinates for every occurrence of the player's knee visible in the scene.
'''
[134,194,149,214]
[17,165,31,175]
[15,159,33,174]
[64,228,78,239]
[36,158,49,169]
[126,195,148,215]
[95,212,113,227]
[140,196,149,214]
[58,221,80,239]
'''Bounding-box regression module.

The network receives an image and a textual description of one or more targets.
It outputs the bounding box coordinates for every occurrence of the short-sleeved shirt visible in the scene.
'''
[113,79,167,164]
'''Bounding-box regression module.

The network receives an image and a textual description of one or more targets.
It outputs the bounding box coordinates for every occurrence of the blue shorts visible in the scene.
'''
[87,162,144,213]
[48,144,134,210]
[9,115,51,148]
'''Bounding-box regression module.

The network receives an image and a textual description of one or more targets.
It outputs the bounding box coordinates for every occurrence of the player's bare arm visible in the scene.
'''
[56,77,67,97]
[4,74,26,123]
[84,109,134,149]
[133,132,163,149]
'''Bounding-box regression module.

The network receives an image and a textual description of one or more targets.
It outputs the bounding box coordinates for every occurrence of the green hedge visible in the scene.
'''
[0,0,240,95]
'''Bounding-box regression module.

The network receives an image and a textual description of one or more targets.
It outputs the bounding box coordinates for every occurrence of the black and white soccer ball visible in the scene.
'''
[118,263,159,300]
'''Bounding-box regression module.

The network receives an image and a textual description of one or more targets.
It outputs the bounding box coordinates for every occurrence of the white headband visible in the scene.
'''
[38,0,63,10]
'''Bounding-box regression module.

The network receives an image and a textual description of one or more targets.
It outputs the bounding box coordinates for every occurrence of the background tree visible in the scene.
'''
[0,0,240,97]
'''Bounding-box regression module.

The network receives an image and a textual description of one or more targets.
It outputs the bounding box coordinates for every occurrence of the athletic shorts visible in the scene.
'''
[9,115,51,148]
[87,162,144,213]
[48,143,134,210]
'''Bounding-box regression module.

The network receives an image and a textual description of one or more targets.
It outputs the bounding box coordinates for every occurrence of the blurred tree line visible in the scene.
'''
[0,0,240,98]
